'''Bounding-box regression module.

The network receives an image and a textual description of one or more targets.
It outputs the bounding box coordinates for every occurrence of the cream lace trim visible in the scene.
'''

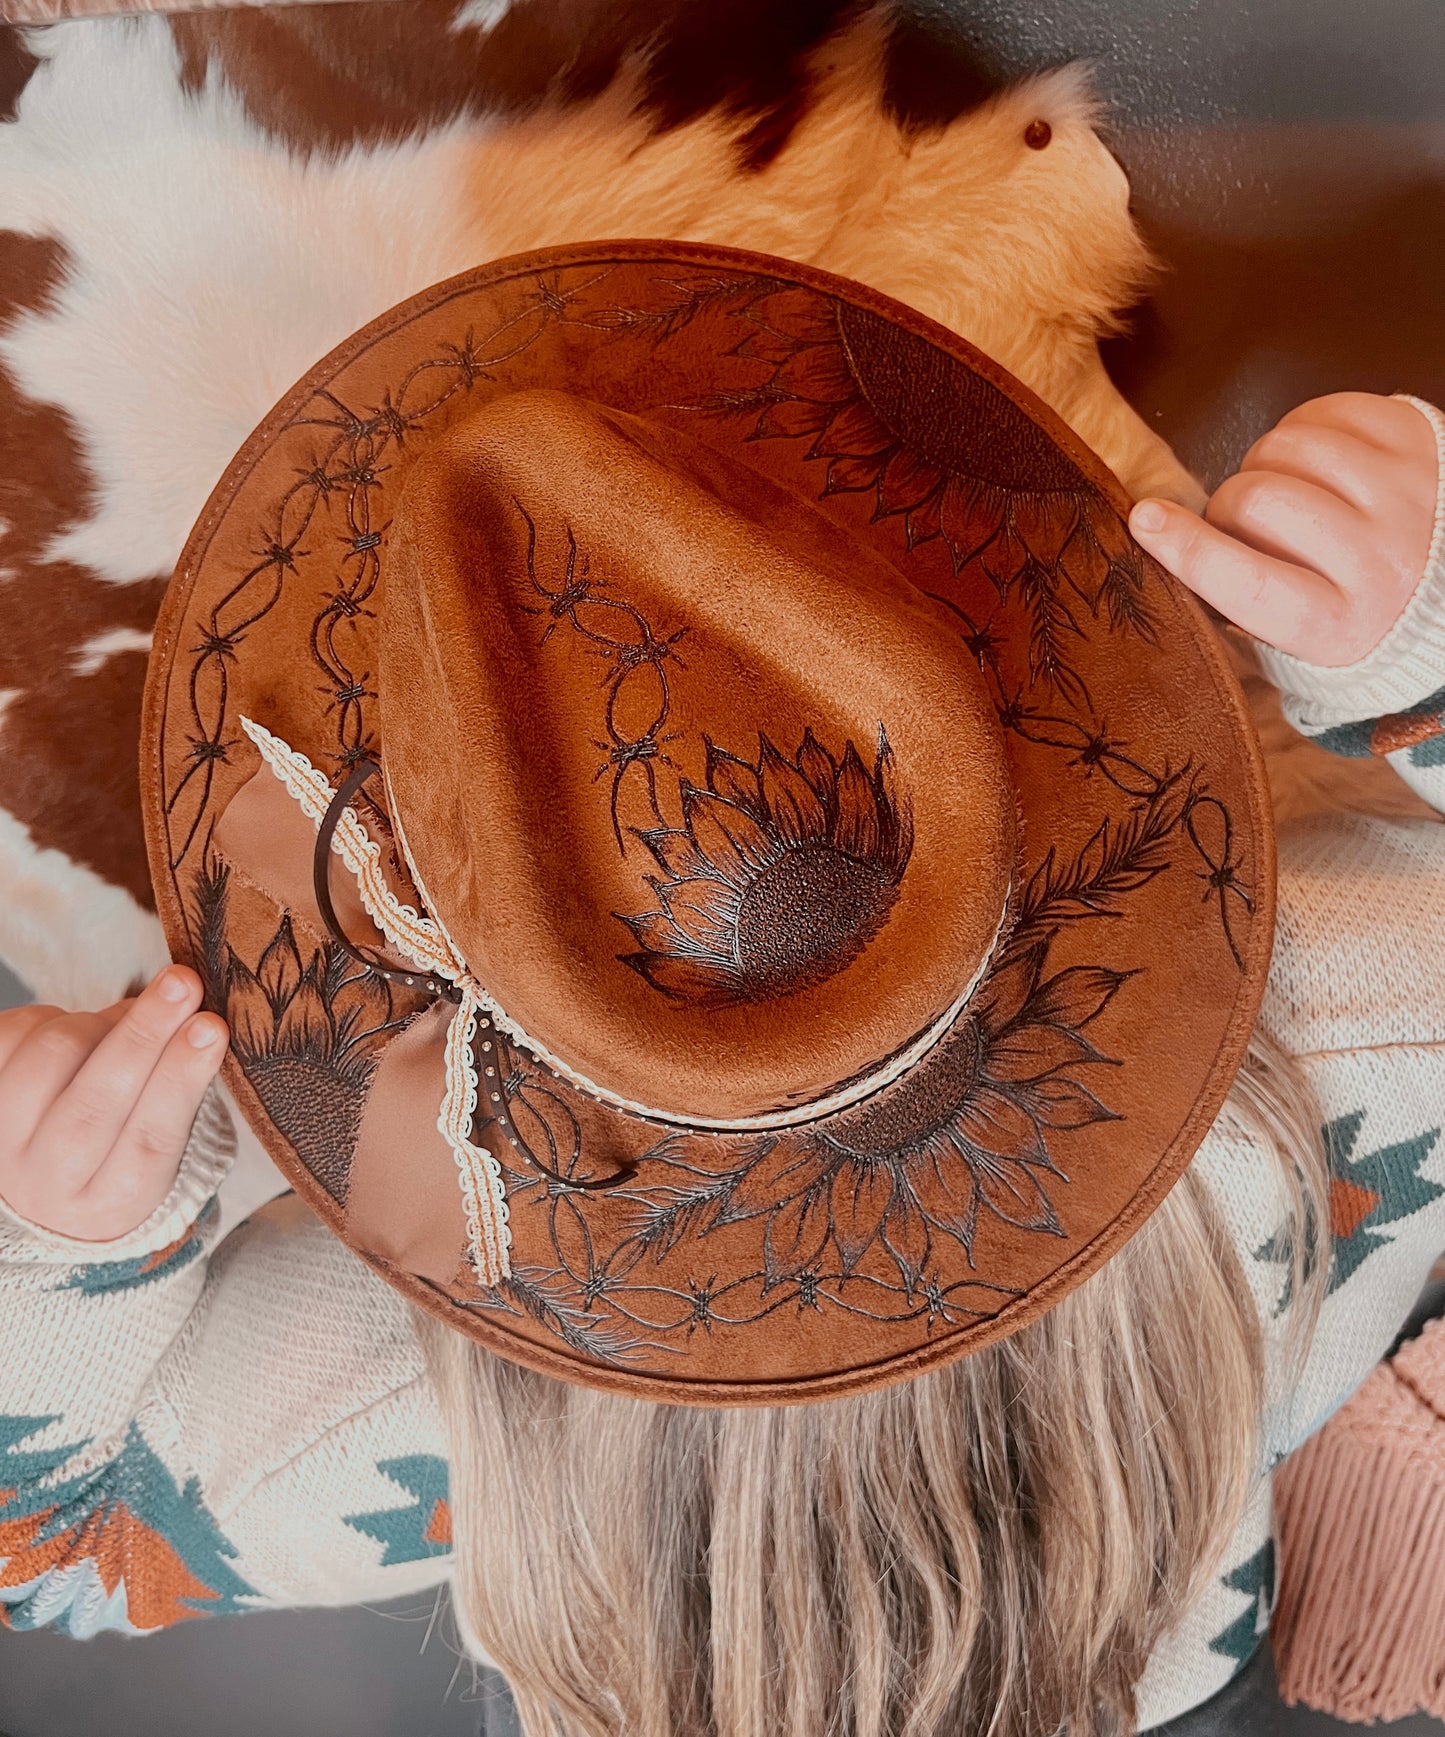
[239,717,511,1286]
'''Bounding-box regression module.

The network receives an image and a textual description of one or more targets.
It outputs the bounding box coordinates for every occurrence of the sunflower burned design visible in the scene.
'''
[191,859,407,1204]
[453,905,1130,1360]
[619,728,914,1007]
[655,283,1156,711]
[616,931,1126,1295]
[516,499,916,1006]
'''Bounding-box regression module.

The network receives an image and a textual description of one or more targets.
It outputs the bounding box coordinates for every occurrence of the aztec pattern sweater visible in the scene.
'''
[2,404,1445,1729]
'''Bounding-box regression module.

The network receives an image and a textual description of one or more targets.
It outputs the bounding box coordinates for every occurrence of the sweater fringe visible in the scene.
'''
[1274,1318,1445,1723]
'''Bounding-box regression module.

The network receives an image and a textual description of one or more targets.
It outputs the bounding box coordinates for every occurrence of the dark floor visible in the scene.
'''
[0,1591,500,1737]
[1,1592,1442,1737]
[3,0,1445,1732]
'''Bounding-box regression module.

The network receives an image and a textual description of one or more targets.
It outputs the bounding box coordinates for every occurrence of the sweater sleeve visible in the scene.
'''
[0,1090,451,1634]
[1139,800,1445,1728]
[1253,396,1445,816]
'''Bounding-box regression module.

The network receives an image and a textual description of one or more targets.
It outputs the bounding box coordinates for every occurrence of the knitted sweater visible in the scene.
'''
[4,409,1445,1729]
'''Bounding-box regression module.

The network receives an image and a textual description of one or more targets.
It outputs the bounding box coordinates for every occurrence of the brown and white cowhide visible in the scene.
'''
[0,0,1224,1012]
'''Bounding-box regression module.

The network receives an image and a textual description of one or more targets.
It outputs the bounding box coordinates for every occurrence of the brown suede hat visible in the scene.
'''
[142,242,1273,1405]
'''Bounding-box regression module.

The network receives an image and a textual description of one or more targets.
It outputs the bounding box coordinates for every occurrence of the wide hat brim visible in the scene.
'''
[142,242,1273,1405]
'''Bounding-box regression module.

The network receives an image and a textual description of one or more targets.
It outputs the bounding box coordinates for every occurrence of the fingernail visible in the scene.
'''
[157,969,190,1003]
[187,1017,223,1050]
[1131,500,1168,534]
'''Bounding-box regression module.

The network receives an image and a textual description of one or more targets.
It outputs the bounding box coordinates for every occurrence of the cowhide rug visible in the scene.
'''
[0,0,1421,1018]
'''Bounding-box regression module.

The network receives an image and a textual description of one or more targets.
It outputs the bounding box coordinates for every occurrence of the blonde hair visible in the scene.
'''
[417,1027,1328,1737]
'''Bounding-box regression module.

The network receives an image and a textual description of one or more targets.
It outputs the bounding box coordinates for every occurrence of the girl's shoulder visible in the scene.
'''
[1267,808,1445,1058]
[1198,809,1445,1457]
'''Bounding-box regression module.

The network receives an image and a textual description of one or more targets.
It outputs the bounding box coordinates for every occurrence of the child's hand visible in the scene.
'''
[1128,392,1439,667]
[0,967,227,1241]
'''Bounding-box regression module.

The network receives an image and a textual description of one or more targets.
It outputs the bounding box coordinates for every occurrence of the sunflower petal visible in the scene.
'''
[939,478,1006,568]
[881,1191,931,1291]
[830,1161,896,1268]
[658,876,740,953]
[723,1136,824,1221]
[973,941,1046,1032]
[796,729,837,802]
[1028,965,1130,1030]
[754,295,841,346]
[684,788,779,883]
[274,963,334,1055]
[831,742,881,860]
[815,397,893,461]
[775,345,854,402]
[754,397,834,441]
[1089,501,1134,565]
[759,734,828,844]
[981,523,1029,590]
[763,1183,833,1285]
[256,916,306,1015]
[985,1023,1099,1083]
[704,742,763,813]
[1018,1075,1121,1131]
[640,827,712,882]
[1010,492,1079,569]
[735,327,804,365]
[873,729,914,875]
[224,954,279,1058]
[623,951,741,1004]
[823,452,890,495]
[951,1084,1047,1165]
[975,1153,1064,1236]
[905,489,943,548]
[929,1165,982,1265]
[617,907,690,956]
[1058,519,1110,598]
[875,448,943,518]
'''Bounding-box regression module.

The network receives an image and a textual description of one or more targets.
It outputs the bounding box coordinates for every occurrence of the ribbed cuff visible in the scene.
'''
[1257,396,1445,731]
[0,1086,236,1263]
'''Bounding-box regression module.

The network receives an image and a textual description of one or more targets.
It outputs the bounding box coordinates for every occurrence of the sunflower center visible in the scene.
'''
[829,1018,983,1157]
[734,844,896,998]
[835,301,1080,493]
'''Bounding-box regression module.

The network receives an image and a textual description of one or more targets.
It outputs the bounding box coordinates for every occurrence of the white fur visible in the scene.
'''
[0,23,502,584]
[67,625,153,678]
[452,0,515,32]
[66,625,152,677]
[0,805,167,1006]
[0,14,1198,1005]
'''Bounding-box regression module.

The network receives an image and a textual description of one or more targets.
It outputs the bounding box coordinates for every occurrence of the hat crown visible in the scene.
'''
[378,391,1016,1123]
